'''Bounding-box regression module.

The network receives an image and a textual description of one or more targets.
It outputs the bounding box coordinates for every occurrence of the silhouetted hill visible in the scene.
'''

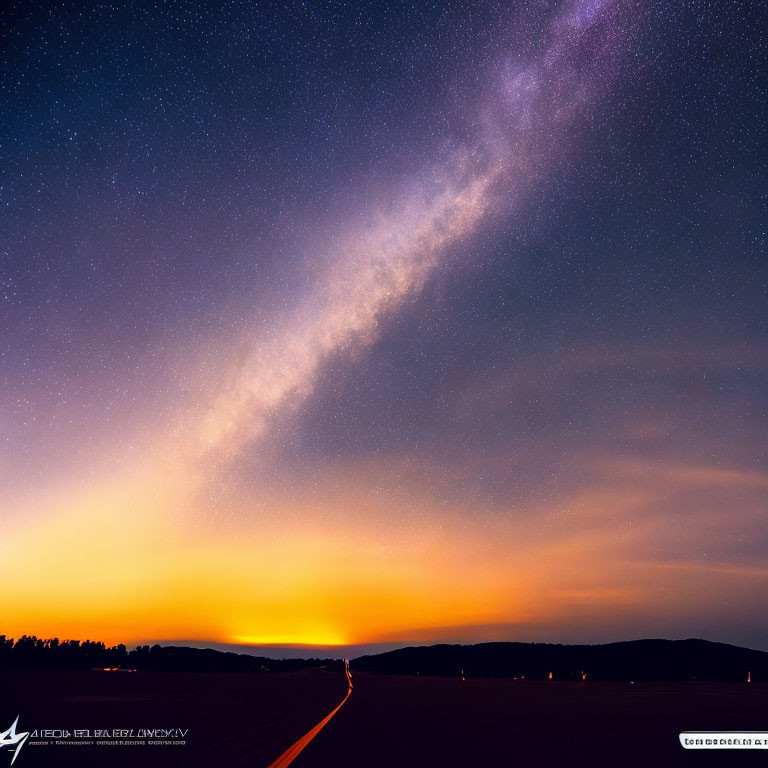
[0,635,342,674]
[351,639,768,682]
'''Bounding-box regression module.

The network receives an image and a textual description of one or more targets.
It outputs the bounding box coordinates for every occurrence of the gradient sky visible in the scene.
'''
[2,0,766,653]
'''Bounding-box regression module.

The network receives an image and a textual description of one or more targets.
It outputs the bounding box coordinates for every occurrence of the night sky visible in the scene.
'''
[2,0,766,653]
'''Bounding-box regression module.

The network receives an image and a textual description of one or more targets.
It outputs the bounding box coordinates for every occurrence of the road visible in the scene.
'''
[266,661,353,768]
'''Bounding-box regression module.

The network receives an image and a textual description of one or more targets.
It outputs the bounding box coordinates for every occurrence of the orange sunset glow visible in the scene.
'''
[4,445,766,650]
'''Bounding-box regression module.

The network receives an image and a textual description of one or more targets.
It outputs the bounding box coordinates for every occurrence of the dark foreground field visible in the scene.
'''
[0,668,346,767]
[2,669,767,767]
[297,674,768,768]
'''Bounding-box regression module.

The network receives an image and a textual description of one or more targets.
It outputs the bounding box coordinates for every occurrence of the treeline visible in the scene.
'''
[0,635,342,674]
[352,638,768,682]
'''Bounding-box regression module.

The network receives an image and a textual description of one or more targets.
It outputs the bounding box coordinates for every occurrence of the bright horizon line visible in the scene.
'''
[8,634,764,659]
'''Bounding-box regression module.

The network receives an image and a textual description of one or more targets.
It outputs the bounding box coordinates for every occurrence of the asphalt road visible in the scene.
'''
[267,662,354,768]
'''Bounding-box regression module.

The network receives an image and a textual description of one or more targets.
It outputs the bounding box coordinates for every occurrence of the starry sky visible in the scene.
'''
[2,0,766,653]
